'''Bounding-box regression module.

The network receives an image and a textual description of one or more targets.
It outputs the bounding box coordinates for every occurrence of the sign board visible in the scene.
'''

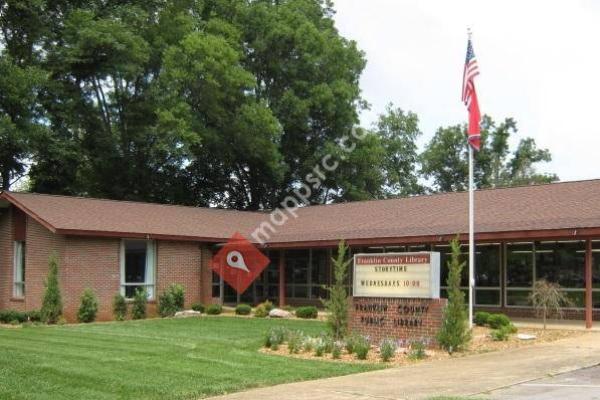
[353,252,440,298]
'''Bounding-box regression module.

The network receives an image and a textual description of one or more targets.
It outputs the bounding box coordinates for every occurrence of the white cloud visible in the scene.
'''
[333,0,600,180]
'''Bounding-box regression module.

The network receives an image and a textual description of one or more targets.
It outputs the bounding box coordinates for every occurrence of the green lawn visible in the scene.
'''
[0,316,381,399]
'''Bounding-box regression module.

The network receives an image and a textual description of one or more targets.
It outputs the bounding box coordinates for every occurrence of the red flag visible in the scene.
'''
[462,37,481,150]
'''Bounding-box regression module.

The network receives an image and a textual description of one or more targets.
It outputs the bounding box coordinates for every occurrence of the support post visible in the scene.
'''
[585,239,593,329]
[279,250,286,307]
[468,145,475,329]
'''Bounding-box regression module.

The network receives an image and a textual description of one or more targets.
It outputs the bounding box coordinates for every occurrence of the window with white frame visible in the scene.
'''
[13,241,25,297]
[120,240,155,299]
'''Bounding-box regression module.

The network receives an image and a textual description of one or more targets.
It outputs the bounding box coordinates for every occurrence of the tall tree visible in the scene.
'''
[421,115,557,192]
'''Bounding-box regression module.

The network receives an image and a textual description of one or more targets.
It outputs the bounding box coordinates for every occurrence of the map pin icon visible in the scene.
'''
[226,250,250,273]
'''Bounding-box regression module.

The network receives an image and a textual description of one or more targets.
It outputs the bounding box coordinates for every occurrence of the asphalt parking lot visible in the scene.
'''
[485,365,600,400]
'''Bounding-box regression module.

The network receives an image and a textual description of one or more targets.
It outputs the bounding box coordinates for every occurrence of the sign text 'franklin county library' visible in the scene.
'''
[350,252,446,346]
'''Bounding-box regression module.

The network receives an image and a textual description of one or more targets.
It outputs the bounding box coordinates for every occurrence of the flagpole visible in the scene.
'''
[468,143,475,329]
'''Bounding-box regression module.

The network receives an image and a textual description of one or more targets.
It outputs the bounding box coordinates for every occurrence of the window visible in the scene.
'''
[475,243,501,306]
[121,240,155,299]
[506,242,534,306]
[13,241,25,297]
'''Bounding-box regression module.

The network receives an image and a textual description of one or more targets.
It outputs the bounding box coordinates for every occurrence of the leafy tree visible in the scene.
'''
[41,252,63,324]
[322,240,351,340]
[529,279,572,329]
[421,115,557,192]
[437,238,471,353]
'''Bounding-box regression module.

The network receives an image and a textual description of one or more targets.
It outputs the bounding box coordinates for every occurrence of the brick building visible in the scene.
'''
[0,179,599,325]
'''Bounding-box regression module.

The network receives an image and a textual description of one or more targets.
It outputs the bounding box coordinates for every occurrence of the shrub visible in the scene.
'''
[437,238,471,353]
[206,304,223,315]
[158,285,186,317]
[302,336,315,352]
[353,336,370,360]
[169,284,185,310]
[529,279,573,329]
[254,301,272,318]
[77,289,99,323]
[322,240,351,339]
[235,304,252,316]
[407,340,427,360]
[263,326,287,349]
[474,311,491,327]
[490,325,514,341]
[131,288,148,320]
[191,303,205,313]
[113,294,127,321]
[41,253,63,324]
[26,310,41,322]
[344,333,361,354]
[380,338,397,362]
[295,306,318,319]
[488,313,511,329]
[0,310,28,324]
[332,341,342,359]
[314,338,327,357]
[287,331,303,354]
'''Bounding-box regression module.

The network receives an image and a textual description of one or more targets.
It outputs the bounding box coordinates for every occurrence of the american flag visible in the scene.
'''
[462,38,481,150]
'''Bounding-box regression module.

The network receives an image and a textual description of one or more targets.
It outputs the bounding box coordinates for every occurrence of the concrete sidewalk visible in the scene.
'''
[208,332,600,400]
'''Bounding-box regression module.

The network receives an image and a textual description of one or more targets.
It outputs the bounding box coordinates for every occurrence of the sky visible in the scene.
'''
[333,0,600,181]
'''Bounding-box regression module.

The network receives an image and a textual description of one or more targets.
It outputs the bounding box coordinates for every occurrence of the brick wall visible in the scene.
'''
[156,241,203,308]
[62,236,120,321]
[0,208,12,310]
[350,297,447,347]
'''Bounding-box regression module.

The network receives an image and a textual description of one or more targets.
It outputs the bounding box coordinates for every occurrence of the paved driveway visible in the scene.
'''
[484,365,600,400]
[207,332,600,400]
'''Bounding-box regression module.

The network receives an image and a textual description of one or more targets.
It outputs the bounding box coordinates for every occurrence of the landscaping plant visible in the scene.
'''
[113,294,127,321]
[331,341,343,359]
[407,340,427,360]
[437,238,471,354]
[322,240,351,339]
[254,300,273,318]
[529,279,573,329]
[77,288,99,323]
[473,311,490,326]
[206,304,223,315]
[353,335,370,360]
[487,313,511,329]
[41,253,63,324]
[131,288,148,320]
[379,338,397,362]
[158,290,177,317]
[191,303,205,313]
[295,306,318,319]
[235,304,252,315]
[287,331,303,354]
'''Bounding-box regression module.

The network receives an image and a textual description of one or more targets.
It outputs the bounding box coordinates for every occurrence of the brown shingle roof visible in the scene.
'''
[3,179,600,246]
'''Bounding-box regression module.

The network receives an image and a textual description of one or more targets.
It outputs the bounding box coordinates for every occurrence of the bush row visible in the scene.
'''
[474,311,518,341]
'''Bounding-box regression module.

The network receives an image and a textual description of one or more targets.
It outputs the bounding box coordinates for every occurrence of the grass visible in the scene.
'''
[0,316,382,399]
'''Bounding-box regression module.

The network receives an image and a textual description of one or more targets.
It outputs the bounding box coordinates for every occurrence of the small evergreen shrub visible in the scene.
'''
[437,239,471,353]
[353,336,370,360]
[158,291,177,317]
[0,310,28,324]
[490,325,514,341]
[77,289,99,323]
[26,310,41,322]
[322,240,351,339]
[474,311,491,326]
[206,304,223,315]
[254,301,272,318]
[295,306,318,319]
[331,341,342,359]
[488,313,511,329]
[191,303,205,313]
[235,304,252,315]
[407,340,427,360]
[131,288,148,320]
[169,284,185,310]
[113,294,127,321]
[40,253,63,324]
[379,338,397,362]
